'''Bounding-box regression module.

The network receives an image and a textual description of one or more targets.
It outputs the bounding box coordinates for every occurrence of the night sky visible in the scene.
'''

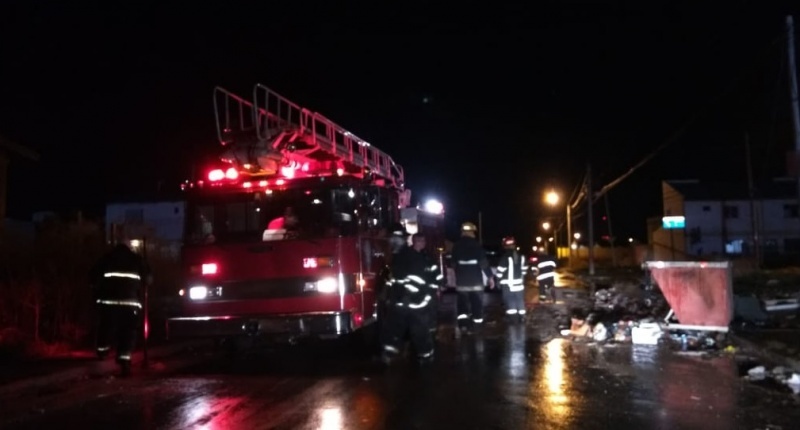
[1,1,798,247]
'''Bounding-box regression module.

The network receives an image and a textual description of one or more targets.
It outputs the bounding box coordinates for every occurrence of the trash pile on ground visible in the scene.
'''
[744,364,800,394]
[559,277,671,343]
[558,274,731,351]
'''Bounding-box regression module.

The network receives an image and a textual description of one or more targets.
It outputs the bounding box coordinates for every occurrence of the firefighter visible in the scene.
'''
[380,233,437,364]
[89,240,151,376]
[496,236,528,322]
[451,222,494,335]
[389,222,408,254]
[536,252,557,303]
[376,223,409,318]
[423,241,445,337]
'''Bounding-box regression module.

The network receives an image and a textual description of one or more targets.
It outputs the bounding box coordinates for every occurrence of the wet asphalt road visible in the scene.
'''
[2,292,800,430]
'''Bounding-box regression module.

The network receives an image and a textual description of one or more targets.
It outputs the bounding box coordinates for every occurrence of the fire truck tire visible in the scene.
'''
[214,337,243,355]
[347,324,380,357]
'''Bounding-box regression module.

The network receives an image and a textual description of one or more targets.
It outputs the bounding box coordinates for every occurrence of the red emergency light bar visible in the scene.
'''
[205,160,366,183]
[185,162,379,192]
[208,167,239,182]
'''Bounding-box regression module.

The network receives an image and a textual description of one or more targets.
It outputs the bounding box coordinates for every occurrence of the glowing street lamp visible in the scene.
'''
[542,222,551,230]
[545,190,559,206]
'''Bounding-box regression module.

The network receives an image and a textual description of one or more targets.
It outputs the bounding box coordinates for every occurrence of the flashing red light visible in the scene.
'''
[351,311,364,329]
[301,162,310,172]
[202,263,218,275]
[225,167,238,180]
[336,168,345,176]
[208,169,225,181]
[275,179,285,186]
[280,165,296,178]
[243,182,252,188]
[258,180,268,187]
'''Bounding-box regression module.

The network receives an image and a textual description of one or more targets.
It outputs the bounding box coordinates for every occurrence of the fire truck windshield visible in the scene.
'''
[186,186,358,245]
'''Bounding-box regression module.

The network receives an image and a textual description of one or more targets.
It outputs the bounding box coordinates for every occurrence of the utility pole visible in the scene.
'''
[566,204,572,267]
[745,132,761,268]
[587,164,596,276]
[604,192,618,267]
[788,16,800,206]
[478,211,483,244]
[141,236,150,369]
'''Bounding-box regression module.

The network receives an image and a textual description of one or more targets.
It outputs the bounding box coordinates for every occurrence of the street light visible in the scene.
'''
[542,222,551,230]
[573,232,581,240]
[545,190,559,206]
[544,189,575,266]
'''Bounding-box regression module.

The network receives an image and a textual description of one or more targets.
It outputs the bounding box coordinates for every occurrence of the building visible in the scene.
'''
[651,178,800,262]
[105,200,186,259]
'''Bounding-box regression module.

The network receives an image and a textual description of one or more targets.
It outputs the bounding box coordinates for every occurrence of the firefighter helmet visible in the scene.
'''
[502,236,516,248]
[461,222,477,236]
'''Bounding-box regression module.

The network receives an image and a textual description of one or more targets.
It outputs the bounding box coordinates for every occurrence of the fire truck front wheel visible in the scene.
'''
[347,324,380,357]
[213,336,245,355]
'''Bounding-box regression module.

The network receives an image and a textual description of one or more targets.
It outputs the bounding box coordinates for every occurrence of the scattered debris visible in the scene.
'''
[742,364,800,394]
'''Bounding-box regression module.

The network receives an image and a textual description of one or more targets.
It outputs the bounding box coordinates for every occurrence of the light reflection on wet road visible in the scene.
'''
[2,295,799,429]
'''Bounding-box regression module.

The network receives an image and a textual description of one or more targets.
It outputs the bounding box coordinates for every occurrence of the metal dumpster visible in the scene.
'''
[645,261,733,332]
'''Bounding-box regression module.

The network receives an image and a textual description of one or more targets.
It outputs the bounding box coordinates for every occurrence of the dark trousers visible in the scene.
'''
[456,291,484,327]
[428,294,440,333]
[96,304,139,362]
[538,278,554,299]
[502,288,526,315]
[381,305,434,359]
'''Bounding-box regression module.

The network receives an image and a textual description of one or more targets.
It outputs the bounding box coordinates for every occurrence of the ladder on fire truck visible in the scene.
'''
[213,84,405,188]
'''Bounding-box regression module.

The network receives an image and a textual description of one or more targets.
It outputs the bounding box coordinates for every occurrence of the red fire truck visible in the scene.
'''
[166,84,428,346]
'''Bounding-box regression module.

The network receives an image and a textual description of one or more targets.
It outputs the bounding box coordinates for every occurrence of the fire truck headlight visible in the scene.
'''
[422,199,444,215]
[305,277,338,293]
[189,286,208,300]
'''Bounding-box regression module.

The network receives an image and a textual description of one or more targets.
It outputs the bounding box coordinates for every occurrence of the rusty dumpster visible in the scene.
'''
[645,261,733,332]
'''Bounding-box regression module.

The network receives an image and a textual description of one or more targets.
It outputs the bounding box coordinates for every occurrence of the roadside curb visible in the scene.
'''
[0,340,208,397]
[730,333,800,372]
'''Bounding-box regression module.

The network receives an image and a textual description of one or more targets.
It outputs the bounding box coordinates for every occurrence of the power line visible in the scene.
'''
[592,32,785,204]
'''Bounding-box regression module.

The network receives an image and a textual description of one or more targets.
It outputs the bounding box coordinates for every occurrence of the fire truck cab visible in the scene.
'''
[166,84,423,345]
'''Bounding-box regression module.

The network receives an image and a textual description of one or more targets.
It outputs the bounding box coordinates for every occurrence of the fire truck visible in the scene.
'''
[165,84,441,346]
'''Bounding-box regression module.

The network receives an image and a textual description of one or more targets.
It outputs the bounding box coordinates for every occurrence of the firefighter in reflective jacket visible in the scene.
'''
[496,236,528,321]
[89,242,151,375]
[451,222,494,334]
[381,233,438,364]
[425,247,445,336]
[536,252,557,302]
